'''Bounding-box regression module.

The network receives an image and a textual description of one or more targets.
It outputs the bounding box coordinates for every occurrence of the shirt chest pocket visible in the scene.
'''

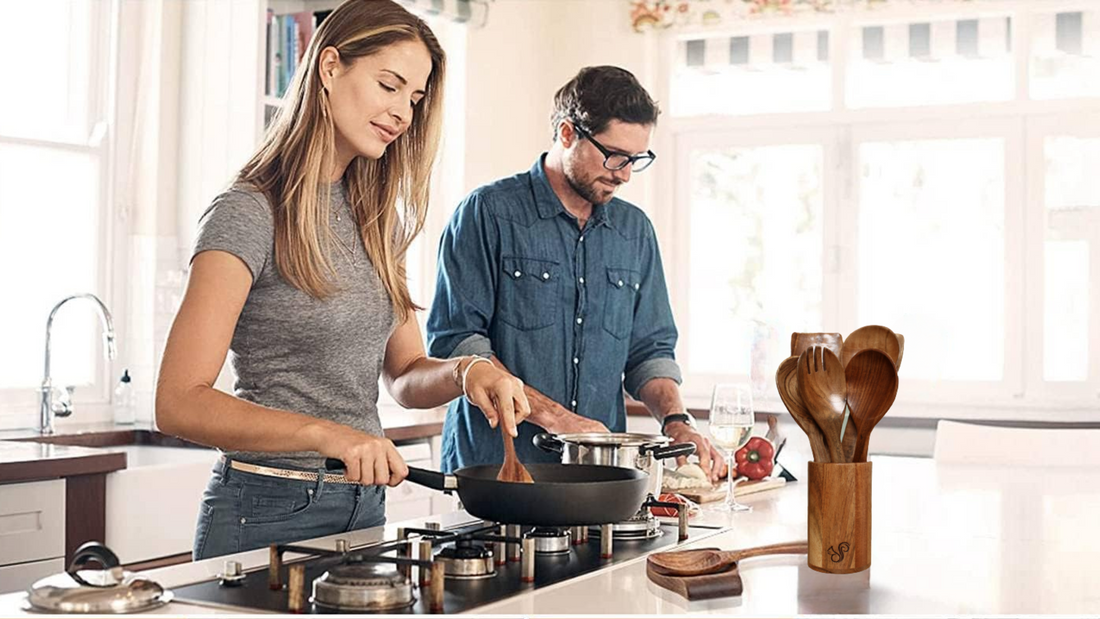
[498,256,561,331]
[603,267,640,340]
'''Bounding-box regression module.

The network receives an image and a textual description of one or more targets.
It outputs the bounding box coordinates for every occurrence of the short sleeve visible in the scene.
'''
[192,189,275,283]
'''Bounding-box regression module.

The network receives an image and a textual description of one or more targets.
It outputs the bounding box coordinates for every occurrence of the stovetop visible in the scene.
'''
[172,517,706,614]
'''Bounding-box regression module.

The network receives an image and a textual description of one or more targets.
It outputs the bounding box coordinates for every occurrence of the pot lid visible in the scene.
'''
[552,432,671,447]
[24,542,172,614]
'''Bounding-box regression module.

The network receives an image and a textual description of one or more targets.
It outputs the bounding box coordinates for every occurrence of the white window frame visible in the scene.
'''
[657,2,1100,422]
[0,1,121,427]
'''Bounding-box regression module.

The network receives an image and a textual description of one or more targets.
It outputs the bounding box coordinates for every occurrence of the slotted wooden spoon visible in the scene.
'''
[648,541,809,577]
[497,426,534,483]
[845,348,900,463]
[797,345,846,464]
[840,325,901,369]
[776,357,831,463]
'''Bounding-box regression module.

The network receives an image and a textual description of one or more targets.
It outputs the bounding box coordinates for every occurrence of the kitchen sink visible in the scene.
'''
[15,430,218,565]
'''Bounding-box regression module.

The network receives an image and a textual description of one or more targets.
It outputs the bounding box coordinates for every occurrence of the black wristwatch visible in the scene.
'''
[660,412,697,436]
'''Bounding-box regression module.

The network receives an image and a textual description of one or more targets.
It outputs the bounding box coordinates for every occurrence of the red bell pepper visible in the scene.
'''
[735,436,775,480]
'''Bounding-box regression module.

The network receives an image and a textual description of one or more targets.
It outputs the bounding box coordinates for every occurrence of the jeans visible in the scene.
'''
[193,458,386,561]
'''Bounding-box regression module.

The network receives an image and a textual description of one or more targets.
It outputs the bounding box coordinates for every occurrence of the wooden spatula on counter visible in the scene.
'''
[497,426,534,483]
[776,357,831,463]
[845,348,899,463]
[797,346,847,463]
[648,541,809,577]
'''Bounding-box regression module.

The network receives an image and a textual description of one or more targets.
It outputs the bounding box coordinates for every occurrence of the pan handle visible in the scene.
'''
[532,432,564,454]
[645,443,696,460]
[405,466,458,493]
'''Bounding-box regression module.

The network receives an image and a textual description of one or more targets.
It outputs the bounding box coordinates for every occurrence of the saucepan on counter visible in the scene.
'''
[326,458,651,526]
[533,432,695,497]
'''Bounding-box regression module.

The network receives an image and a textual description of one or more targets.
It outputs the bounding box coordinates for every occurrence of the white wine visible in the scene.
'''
[710,424,753,450]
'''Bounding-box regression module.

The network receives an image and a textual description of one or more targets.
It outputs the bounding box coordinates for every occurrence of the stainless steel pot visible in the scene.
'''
[533,432,695,497]
[23,542,172,614]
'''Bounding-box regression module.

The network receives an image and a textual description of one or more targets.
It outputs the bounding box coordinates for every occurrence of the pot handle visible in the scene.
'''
[67,542,122,588]
[532,432,564,454]
[646,443,696,460]
[405,466,459,493]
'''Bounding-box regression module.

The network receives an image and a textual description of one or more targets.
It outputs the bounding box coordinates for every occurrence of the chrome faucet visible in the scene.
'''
[40,294,117,435]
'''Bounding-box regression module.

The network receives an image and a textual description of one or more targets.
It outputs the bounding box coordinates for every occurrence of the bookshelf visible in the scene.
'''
[261,1,340,125]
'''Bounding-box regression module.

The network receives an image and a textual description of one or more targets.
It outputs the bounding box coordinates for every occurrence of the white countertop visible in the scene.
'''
[3,456,1098,615]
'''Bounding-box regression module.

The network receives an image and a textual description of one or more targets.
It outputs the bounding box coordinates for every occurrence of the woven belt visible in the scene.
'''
[226,459,358,484]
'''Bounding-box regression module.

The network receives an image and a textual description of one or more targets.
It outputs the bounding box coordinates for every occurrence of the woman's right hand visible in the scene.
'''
[322,428,408,487]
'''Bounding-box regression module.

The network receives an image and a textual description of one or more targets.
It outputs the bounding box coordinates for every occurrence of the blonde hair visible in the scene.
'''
[238,0,445,323]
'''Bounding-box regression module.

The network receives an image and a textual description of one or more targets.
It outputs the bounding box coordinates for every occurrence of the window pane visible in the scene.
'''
[858,138,1005,381]
[0,144,101,389]
[1045,137,1100,209]
[0,1,98,142]
[847,18,1013,108]
[672,32,830,117]
[1044,241,1088,382]
[687,144,824,383]
[1031,11,1100,100]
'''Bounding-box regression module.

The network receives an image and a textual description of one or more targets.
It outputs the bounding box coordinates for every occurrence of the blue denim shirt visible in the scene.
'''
[426,155,682,472]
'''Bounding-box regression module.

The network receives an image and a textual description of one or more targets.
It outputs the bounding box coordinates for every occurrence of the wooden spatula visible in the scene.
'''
[791,332,843,360]
[895,333,905,370]
[648,540,808,577]
[497,426,534,483]
[797,345,847,464]
[841,325,901,369]
[776,357,831,463]
[845,348,899,463]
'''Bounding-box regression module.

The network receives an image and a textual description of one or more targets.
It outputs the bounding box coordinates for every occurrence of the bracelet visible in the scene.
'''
[460,356,493,403]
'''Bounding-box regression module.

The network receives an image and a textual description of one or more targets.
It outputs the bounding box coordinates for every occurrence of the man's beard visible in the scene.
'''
[565,166,618,206]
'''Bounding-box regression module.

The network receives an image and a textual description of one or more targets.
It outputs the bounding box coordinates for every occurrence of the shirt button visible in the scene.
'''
[514,270,522,278]
[579,236,585,242]
[634,283,640,290]
[573,357,579,365]
[579,277,585,284]
[542,272,550,280]
[576,317,583,324]
[571,400,577,407]
[617,280,624,287]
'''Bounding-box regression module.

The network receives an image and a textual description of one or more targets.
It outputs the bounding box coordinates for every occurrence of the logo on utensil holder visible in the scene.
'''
[828,542,850,563]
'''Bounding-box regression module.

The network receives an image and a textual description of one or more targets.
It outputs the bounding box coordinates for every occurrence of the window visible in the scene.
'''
[665,5,1098,420]
[0,1,115,420]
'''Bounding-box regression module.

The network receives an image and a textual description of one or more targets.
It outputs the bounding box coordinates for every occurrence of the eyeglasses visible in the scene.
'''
[571,122,656,172]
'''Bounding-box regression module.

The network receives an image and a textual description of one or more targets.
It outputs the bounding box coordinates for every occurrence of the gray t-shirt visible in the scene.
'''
[192,183,396,469]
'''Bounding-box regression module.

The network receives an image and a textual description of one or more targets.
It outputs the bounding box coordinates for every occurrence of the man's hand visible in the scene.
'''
[664,421,727,482]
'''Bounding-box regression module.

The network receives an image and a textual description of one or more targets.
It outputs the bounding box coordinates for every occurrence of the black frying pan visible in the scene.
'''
[325,458,651,525]
[404,464,651,526]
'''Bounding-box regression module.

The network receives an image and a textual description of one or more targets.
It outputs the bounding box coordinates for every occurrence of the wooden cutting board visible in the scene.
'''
[669,477,786,504]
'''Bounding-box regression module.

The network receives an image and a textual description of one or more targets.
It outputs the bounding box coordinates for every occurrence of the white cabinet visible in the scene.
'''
[0,480,65,594]
[0,558,64,595]
[386,442,436,522]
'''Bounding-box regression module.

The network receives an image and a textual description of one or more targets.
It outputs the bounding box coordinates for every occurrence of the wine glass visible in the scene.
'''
[708,383,755,513]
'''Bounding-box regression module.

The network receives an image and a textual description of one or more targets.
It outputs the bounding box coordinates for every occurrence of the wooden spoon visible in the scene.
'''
[775,357,831,463]
[797,345,846,464]
[791,332,843,360]
[845,348,900,463]
[648,541,808,577]
[497,427,534,483]
[840,325,900,369]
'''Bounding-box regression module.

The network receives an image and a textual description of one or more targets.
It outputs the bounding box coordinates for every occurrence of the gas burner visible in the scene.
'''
[311,561,415,612]
[523,527,571,555]
[435,540,496,580]
[589,513,662,540]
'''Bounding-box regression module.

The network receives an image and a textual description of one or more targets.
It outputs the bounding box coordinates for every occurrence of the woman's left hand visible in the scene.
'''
[464,362,531,438]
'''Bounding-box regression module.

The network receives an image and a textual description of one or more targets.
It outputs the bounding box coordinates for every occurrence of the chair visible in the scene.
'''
[933,419,1100,466]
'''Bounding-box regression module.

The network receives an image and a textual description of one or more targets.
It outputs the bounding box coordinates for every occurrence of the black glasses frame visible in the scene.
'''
[571,122,656,172]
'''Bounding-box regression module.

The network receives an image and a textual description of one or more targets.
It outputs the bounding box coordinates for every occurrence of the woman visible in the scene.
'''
[156,0,529,560]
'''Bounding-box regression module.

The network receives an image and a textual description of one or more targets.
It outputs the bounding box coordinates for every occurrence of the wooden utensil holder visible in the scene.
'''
[807,461,871,574]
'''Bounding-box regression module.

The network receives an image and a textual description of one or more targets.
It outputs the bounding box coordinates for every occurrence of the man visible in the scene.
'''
[427,66,724,480]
